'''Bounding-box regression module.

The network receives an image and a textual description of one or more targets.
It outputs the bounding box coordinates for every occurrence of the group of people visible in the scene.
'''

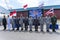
[2,14,57,32]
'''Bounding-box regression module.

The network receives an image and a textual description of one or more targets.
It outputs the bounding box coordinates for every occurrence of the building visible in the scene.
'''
[9,5,60,19]
[44,5,60,19]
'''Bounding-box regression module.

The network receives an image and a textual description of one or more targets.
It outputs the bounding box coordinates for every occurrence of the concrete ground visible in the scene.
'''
[0,20,60,40]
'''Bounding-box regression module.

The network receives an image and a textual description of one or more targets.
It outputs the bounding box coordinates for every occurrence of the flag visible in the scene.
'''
[23,4,28,9]
[33,10,38,15]
[13,10,16,16]
[45,8,54,16]
[10,12,13,16]
[10,10,16,17]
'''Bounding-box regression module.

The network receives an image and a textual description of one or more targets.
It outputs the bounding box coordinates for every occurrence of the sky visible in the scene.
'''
[0,0,60,9]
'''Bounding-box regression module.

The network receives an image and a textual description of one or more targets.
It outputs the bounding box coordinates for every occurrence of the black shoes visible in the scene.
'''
[29,30,32,31]
[52,29,56,32]
[16,29,19,31]
[53,31,56,32]
[41,30,44,32]
[12,29,14,31]
[35,30,38,32]
[46,30,49,32]
[21,28,23,31]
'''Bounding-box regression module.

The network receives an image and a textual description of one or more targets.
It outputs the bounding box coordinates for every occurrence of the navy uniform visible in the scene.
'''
[7,15,11,30]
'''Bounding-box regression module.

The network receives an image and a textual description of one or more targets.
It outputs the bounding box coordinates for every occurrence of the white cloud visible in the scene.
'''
[44,0,60,6]
[8,5,14,9]
[5,0,10,4]
[0,0,60,9]
[17,0,39,7]
[0,3,6,8]
[0,0,8,9]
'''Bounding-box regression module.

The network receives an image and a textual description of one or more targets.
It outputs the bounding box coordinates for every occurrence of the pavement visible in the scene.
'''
[0,20,60,40]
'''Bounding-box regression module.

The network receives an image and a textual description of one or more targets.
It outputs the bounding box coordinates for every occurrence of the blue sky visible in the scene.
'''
[0,0,60,9]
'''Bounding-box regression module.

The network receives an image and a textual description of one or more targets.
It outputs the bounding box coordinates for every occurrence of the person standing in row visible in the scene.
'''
[24,17,28,31]
[51,15,57,32]
[34,15,39,31]
[7,15,11,31]
[11,17,15,31]
[2,15,7,30]
[19,15,24,31]
[45,15,51,32]
[39,15,45,32]
[15,17,20,31]
[29,16,33,31]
